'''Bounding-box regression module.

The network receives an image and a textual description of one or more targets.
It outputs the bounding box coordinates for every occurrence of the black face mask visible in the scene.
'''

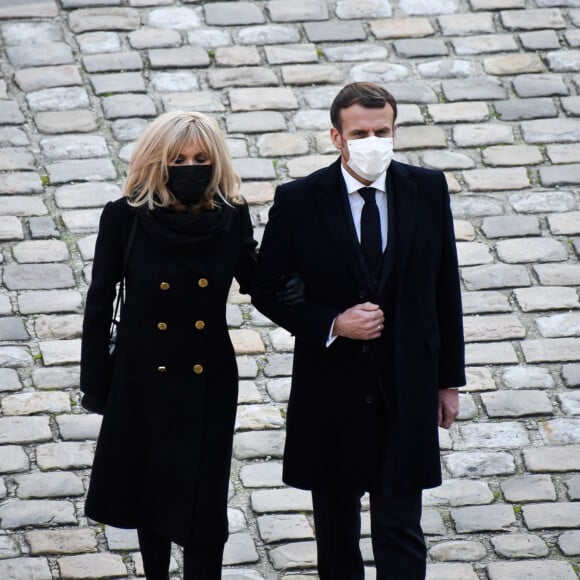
[166,164,213,205]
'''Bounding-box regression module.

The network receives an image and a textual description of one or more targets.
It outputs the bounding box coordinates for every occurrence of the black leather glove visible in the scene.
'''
[276,272,305,305]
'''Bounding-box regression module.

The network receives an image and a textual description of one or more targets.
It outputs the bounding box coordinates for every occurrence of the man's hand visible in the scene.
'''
[438,388,459,429]
[333,302,384,340]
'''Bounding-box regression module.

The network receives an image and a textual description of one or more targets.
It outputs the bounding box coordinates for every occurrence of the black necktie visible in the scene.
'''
[359,187,382,274]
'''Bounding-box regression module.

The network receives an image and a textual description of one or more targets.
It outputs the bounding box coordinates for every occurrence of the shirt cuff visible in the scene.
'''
[326,318,338,348]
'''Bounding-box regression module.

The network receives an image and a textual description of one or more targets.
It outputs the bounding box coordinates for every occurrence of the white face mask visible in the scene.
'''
[345,136,394,182]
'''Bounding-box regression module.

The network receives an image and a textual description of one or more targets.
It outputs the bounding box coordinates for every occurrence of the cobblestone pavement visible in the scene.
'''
[0,0,579,578]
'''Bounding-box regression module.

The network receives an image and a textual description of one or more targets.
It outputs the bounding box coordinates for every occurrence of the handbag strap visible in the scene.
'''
[111,213,138,326]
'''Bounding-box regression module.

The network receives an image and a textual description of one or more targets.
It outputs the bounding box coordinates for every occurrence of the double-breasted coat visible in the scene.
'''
[80,197,257,546]
[252,158,465,494]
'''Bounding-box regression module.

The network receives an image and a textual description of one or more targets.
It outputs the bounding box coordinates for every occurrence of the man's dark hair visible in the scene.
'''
[330,82,398,132]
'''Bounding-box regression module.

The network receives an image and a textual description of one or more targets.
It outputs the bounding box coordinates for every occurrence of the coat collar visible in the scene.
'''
[313,158,418,295]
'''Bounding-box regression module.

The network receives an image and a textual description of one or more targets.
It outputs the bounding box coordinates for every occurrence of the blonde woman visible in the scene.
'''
[80,111,300,579]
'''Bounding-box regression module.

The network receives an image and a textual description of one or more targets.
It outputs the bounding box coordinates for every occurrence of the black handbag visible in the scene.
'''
[108,214,138,356]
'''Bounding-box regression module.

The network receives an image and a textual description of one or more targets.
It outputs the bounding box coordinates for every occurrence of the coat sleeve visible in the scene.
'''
[435,172,466,389]
[80,201,127,413]
[234,201,258,295]
[252,185,340,347]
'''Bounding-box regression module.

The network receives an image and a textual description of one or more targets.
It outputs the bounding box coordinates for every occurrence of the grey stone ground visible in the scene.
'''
[0,0,579,578]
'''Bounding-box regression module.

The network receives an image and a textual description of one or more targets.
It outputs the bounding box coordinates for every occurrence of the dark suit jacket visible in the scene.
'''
[252,158,465,493]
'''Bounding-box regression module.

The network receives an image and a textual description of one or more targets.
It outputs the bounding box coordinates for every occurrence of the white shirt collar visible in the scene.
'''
[340,163,387,196]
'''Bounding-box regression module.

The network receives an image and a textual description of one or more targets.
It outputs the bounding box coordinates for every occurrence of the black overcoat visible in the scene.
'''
[252,158,465,494]
[80,198,256,546]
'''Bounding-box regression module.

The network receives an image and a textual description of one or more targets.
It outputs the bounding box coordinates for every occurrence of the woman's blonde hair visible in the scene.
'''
[123,111,241,209]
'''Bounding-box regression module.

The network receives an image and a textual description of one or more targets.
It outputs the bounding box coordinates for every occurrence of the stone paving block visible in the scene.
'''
[501,8,566,30]
[14,65,82,92]
[388,82,438,104]
[509,190,577,214]
[426,563,478,579]
[90,72,146,95]
[451,505,516,533]
[76,31,122,54]
[484,53,545,75]
[57,553,126,579]
[537,312,580,338]
[233,430,285,459]
[13,240,68,263]
[149,46,209,69]
[151,71,198,92]
[267,0,328,22]
[520,29,561,50]
[239,462,283,488]
[0,148,35,171]
[0,347,34,368]
[337,0,392,18]
[462,264,530,290]
[269,542,317,570]
[18,290,83,315]
[0,417,50,443]
[546,49,580,72]
[423,151,475,171]
[559,530,580,556]
[428,102,489,124]
[227,112,286,134]
[28,216,58,240]
[104,526,139,550]
[229,88,298,112]
[540,164,580,186]
[257,514,314,543]
[0,127,29,146]
[147,6,200,29]
[442,78,506,101]
[566,475,580,499]
[350,62,409,84]
[0,534,20,558]
[54,183,120,209]
[0,172,43,195]
[257,134,309,157]
[38,339,81,366]
[370,17,434,38]
[482,390,553,417]
[1,21,62,45]
[445,451,516,477]
[0,101,25,125]
[540,418,580,445]
[4,264,74,290]
[102,94,156,120]
[236,25,300,46]
[514,73,569,98]
[460,421,530,448]
[461,291,510,315]
[14,472,83,499]
[394,38,448,58]
[399,0,460,15]
[209,67,278,88]
[481,216,540,239]
[6,43,73,68]
[497,238,568,264]
[429,540,486,562]
[26,528,97,555]
[534,264,580,286]
[0,369,21,392]
[562,364,580,388]
[237,380,261,403]
[35,315,82,341]
[27,87,90,112]
[423,479,493,507]
[232,158,276,180]
[395,126,447,150]
[215,46,261,67]
[0,446,29,474]
[455,124,514,147]
[515,287,579,312]
[251,488,312,513]
[501,474,557,503]
[464,314,525,342]
[282,64,343,85]
[0,558,52,580]
[483,145,542,167]
[205,2,264,26]
[523,502,580,530]
[494,97,558,121]
[439,12,494,35]
[324,44,389,63]
[69,8,140,33]
[35,110,98,134]
[523,338,580,363]
[0,500,77,529]
[465,342,518,365]
[559,392,580,415]
[2,392,70,416]
[162,92,225,113]
[491,534,548,558]
[46,160,116,184]
[422,509,446,536]
[562,96,580,117]
[41,135,109,160]
[488,561,576,580]
[452,34,518,55]
[0,317,28,341]
[304,20,366,42]
[82,51,143,73]
[236,405,283,431]
[264,44,318,64]
[287,155,336,178]
[524,445,580,472]
[128,27,181,49]
[36,441,93,470]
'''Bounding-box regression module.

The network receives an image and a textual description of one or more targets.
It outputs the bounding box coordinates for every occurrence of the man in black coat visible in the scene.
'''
[252,82,465,579]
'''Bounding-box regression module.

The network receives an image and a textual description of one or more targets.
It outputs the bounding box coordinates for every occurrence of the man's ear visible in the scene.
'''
[330,127,343,150]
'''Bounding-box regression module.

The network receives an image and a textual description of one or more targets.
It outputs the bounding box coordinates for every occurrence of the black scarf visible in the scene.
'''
[136,202,234,255]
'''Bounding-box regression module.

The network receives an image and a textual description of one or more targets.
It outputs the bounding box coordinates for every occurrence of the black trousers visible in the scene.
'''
[311,458,426,580]
[137,528,224,580]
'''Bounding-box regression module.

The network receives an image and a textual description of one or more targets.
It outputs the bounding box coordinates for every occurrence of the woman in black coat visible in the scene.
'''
[80,111,271,579]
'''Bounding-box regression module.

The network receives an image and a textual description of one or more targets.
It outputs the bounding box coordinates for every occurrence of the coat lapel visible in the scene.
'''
[314,159,369,289]
[378,161,417,294]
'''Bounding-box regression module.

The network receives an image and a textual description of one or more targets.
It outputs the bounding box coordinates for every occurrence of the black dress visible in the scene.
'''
[80,197,257,546]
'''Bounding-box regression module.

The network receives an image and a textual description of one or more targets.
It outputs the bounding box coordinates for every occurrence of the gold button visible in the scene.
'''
[157,322,167,331]
[193,364,204,374]
[157,366,167,373]
[160,282,170,290]
[198,278,208,288]
[195,320,205,330]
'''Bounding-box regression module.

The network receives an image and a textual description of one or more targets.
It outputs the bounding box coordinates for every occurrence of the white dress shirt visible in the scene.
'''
[326,166,389,346]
